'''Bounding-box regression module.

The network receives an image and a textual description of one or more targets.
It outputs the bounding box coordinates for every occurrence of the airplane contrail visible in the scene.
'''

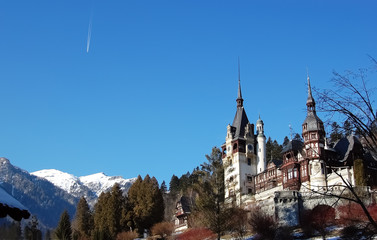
[86,12,93,53]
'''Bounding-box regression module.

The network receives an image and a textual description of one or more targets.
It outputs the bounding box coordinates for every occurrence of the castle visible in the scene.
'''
[221,75,377,225]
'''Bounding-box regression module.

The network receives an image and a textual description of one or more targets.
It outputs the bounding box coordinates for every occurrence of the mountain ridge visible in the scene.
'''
[0,158,136,229]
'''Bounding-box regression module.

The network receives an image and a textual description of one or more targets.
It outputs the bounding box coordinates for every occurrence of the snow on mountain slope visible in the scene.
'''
[31,169,136,200]
[79,172,136,197]
[31,169,81,194]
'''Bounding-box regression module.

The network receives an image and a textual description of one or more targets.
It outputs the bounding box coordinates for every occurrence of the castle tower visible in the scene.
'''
[302,75,327,191]
[256,116,266,173]
[222,79,258,204]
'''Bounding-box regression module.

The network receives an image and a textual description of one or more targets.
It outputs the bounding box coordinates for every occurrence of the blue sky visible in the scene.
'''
[0,1,376,185]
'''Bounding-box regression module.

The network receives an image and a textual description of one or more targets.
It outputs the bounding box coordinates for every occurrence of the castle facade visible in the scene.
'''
[222,75,377,225]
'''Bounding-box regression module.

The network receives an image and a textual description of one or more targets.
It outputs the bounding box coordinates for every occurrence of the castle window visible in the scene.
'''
[311,133,316,139]
[233,143,238,151]
[229,176,234,182]
[288,168,293,179]
[248,188,252,194]
[247,176,252,182]
[302,165,307,177]
[247,158,251,165]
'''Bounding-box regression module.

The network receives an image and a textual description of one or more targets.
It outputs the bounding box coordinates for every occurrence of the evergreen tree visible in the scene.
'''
[329,121,343,143]
[294,133,303,141]
[55,210,72,240]
[169,175,180,195]
[193,147,230,240]
[283,136,290,146]
[73,197,93,240]
[266,137,283,160]
[160,180,167,194]
[24,215,42,240]
[107,183,125,238]
[128,175,164,235]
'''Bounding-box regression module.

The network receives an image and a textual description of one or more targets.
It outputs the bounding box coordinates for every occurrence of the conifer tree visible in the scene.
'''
[128,175,164,235]
[193,147,231,240]
[160,180,167,194]
[107,183,125,238]
[73,197,93,240]
[55,210,72,240]
[24,215,42,240]
[169,175,180,195]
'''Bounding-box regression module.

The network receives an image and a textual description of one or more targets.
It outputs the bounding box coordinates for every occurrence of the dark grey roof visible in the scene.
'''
[303,111,323,132]
[307,76,315,107]
[178,196,191,213]
[232,107,249,139]
[268,159,283,167]
[281,140,304,153]
[334,135,363,162]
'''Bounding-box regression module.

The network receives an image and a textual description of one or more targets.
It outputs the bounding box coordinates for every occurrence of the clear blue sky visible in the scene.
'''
[0,1,376,185]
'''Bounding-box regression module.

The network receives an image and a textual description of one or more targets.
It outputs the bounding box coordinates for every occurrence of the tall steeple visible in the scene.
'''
[236,79,244,108]
[306,74,316,112]
[236,58,244,108]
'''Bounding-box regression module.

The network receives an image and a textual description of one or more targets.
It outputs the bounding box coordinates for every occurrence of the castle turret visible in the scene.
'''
[256,116,266,173]
[302,75,327,190]
[222,78,257,205]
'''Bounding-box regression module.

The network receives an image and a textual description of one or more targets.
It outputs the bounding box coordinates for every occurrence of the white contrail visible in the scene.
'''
[86,13,93,53]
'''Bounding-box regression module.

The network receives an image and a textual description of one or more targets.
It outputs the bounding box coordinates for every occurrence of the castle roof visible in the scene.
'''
[232,79,250,139]
[303,111,323,132]
[334,135,363,163]
[232,107,249,139]
[303,76,324,132]
[281,140,304,153]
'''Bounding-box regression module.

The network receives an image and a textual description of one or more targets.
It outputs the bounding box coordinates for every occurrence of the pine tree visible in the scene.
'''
[128,175,164,235]
[169,175,180,195]
[193,147,230,240]
[24,215,42,240]
[93,192,111,239]
[160,180,167,194]
[330,122,343,143]
[107,183,125,238]
[55,210,72,240]
[73,197,93,240]
[283,136,290,146]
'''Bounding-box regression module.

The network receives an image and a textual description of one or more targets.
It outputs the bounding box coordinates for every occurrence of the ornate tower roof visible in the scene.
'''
[232,79,249,139]
[306,75,316,112]
[303,76,324,133]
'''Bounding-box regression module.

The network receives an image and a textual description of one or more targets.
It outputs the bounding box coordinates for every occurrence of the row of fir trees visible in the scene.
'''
[54,175,164,240]
[53,135,289,240]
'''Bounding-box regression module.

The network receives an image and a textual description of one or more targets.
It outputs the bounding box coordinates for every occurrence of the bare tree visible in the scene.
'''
[314,56,377,156]
[303,168,377,237]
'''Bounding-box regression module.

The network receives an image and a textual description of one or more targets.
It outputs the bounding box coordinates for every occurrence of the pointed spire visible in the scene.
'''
[236,57,244,108]
[306,72,316,111]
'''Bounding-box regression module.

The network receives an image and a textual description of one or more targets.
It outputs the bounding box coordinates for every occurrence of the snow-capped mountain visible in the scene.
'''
[0,158,136,229]
[0,158,77,229]
[31,169,136,205]
[79,172,135,197]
